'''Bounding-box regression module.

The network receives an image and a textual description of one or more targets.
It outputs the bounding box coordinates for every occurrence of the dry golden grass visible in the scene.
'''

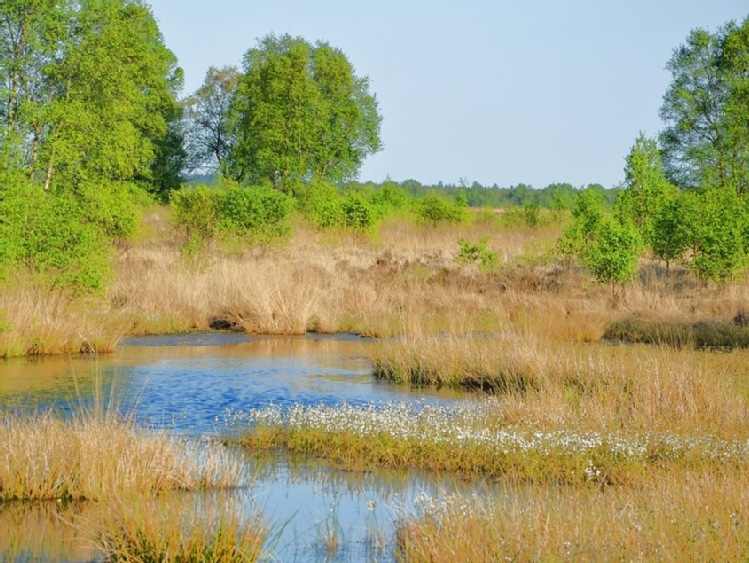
[371,335,749,437]
[0,413,245,501]
[111,213,749,343]
[0,282,124,357]
[3,208,748,356]
[0,491,269,562]
[396,467,749,562]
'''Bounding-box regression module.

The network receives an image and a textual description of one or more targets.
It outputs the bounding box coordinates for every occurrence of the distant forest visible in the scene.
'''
[186,174,618,210]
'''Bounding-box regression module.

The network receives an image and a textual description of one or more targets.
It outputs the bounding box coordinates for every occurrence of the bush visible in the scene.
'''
[74,181,141,240]
[456,238,500,273]
[556,189,605,264]
[218,186,292,241]
[691,188,748,283]
[522,200,541,228]
[341,193,376,231]
[369,182,409,218]
[1,184,112,293]
[416,192,467,226]
[296,181,344,229]
[296,182,380,232]
[585,218,643,288]
[171,186,221,242]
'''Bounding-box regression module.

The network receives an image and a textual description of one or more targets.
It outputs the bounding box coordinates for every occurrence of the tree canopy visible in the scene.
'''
[183,65,239,178]
[0,0,182,195]
[660,16,749,194]
[225,34,382,193]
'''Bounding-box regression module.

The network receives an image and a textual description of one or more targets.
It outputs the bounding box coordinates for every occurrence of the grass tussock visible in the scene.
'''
[604,317,749,349]
[395,468,749,562]
[98,495,267,562]
[0,413,244,501]
[0,283,124,357]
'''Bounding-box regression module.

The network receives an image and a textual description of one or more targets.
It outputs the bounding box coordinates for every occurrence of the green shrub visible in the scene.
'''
[341,192,375,231]
[416,192,467,226]
[456,238,500,273]
[585,218,643,288]
[296,181,344,229]
[556,189,605,264]
[522,200,541,228]
[691,188,748,283]
[218,186,292,241]
[170,186,221,242]
[651,195,695,270]
[369,182,409,218]
[74,181,141,240]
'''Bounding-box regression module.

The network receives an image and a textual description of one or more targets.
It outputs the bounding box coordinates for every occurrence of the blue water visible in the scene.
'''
[0,332,479,562]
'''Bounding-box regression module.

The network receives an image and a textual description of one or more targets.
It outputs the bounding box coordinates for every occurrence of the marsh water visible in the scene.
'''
[0,333,485,562]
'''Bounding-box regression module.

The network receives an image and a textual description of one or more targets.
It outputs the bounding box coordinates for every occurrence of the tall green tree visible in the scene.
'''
[660,16,749,193]
[183,65,239,178]
[228,34,382,193]
[0,0,182,197]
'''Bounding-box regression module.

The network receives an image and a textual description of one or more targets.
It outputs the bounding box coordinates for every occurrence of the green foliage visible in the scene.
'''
[218,186,292,241]
[340,192,375,231]
[615,134,679,245]
[571,188,605,238]
[456,238,500,273]
[522,200,541,228]
[171,186,221,243]
[660,16,749,194]
[73,182,141,240]
[183,65,241,177]
[0,0,182,195]
[416,192,467,226]
[0,184,111,293]
[296,181,345,229]
[172,184,293,248]
[368,181,410,218]
[691,188,748,283]
[295,182,380,232]
[584,218,643,287]
[651,193,698,269]
[228,34,381,192]
[557,188,605,263]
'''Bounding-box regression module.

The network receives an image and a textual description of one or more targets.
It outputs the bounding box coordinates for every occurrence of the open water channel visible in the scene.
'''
[0,333,488,562]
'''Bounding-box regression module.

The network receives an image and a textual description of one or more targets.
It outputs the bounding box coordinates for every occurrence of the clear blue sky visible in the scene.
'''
[148,1,747,189]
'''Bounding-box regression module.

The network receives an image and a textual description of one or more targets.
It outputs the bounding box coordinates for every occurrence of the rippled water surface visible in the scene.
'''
[1,332,462,433]
[0,332,480,562]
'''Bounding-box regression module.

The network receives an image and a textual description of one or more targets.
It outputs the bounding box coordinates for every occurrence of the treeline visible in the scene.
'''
[346,179,617,209]
[2,1,748,295]
[188,175,619,209]
[0,3,384,293]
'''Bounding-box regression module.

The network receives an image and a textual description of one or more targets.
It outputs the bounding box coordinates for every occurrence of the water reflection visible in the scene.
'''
[0,452,493,563]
